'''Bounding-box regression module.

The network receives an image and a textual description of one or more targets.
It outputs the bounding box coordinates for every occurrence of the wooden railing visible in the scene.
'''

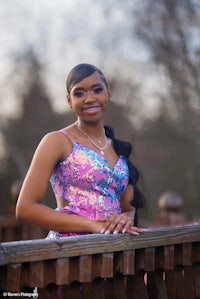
[0,224,200,299]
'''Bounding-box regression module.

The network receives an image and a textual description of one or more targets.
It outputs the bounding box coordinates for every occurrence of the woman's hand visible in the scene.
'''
[95,184,145,236]
[97,213,143,236]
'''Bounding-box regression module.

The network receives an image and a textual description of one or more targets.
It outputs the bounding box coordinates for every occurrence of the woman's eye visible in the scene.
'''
[93,87,103,94]
[74,90,85,97]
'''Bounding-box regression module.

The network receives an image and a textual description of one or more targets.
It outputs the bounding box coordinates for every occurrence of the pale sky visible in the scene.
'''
[0,0,164,118]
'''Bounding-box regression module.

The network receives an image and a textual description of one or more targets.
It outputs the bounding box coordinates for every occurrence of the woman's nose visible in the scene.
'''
[84,91,95,102]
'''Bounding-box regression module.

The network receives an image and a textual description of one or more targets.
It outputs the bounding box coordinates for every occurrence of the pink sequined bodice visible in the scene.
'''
[49,130,129,237]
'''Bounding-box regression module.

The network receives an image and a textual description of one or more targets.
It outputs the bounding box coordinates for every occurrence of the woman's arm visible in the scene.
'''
[16,132,105,234]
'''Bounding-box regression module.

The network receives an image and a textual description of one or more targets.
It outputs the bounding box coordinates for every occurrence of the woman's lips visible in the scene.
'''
[82,106,102,113]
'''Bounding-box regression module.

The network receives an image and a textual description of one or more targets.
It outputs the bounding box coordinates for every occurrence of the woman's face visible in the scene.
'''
[67,72,111,123]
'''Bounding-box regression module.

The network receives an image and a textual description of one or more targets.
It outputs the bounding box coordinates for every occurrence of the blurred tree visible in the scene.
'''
[2,51,66,177]
[133,0,200,220]
[0,51,68,213]
[135,0,200,118]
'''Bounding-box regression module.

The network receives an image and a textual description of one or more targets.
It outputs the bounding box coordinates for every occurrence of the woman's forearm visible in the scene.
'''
[16,202,100,234]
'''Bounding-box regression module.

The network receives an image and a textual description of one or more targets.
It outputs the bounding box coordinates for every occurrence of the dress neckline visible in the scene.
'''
[63,141,124,172]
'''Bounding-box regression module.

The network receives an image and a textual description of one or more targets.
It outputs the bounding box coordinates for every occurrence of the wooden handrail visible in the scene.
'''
[0,224,200,265]
[0,224,200,298]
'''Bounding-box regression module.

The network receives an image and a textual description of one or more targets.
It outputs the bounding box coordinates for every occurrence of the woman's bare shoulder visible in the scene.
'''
[41,128,70,143]
[40,128,74,158]
[33,129,69,156]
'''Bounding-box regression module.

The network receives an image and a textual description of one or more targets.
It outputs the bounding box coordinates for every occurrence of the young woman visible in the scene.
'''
[16,63,145,238]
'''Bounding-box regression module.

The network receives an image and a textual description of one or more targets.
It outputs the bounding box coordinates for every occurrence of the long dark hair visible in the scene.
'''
[104,126,145,226]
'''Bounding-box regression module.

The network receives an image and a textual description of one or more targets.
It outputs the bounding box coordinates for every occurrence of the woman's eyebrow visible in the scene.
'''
[92,83,104,88]
[73,83,103,91]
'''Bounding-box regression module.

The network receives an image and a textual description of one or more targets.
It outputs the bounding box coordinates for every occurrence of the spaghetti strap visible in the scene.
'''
[60,129,75,143]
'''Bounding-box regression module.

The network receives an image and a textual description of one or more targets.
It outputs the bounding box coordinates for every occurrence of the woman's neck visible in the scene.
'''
[76,119,104,138]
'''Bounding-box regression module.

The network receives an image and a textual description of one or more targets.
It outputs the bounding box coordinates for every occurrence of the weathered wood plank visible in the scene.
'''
[163,245,174,270]
[20,263,30,289]
[114,250,135,275]
[0,224,200,296]
[100,253,114,278]
[7,263,21,292]
[135,249,145,271]
[0,224,199,265]
[29,261,44,288]
[68,257,80,284]
[175,243,192,266]
[79,255,92,282]
[44,259,56,287]
[144,247,155,272]
[91,253,114,279]
[56,257,69,285]
[182,243,192,265]
[155,245,174,270]
[122,250,135,275]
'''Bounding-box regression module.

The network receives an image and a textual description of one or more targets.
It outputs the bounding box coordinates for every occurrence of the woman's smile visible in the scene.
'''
[82,105,102,114]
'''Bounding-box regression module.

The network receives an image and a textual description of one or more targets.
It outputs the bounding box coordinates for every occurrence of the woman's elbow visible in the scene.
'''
[16,203,24,219]
[15,200,30,221]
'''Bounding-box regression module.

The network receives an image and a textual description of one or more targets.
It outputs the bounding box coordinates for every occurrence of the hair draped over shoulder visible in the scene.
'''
[104,125,145,225]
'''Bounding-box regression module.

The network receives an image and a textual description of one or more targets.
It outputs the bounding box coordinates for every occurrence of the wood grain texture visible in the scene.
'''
[0,224,199,265]
[0,224,200,296]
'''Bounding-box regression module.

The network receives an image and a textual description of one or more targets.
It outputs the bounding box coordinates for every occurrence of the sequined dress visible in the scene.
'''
[47,130,129,238]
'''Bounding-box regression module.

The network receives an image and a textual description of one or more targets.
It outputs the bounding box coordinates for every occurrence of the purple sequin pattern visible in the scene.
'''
[48,142,129,238]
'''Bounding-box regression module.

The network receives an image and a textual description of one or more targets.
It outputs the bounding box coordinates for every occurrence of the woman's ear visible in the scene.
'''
[66,95,72,108]
[108,87,112,101]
